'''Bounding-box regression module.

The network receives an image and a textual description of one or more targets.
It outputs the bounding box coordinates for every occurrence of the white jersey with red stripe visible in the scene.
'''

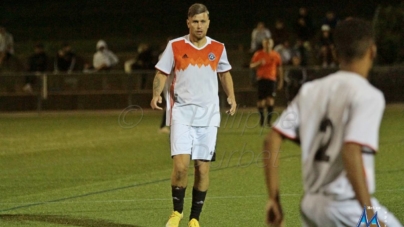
[273,71,385,199]
[156,35,232,127]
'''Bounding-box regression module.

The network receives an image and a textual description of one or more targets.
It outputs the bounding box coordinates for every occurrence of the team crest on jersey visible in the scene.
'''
[208,52,216,61]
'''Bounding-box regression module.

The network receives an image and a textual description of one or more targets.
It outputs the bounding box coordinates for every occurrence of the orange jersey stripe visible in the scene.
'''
[171,40,224,71]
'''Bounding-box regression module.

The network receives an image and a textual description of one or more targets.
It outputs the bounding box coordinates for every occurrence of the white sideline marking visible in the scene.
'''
[1,189,403,205]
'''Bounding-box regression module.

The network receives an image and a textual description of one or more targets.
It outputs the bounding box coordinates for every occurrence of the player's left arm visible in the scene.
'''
[342,143,384,225]
[218,71,237,115]
[263,129,284,227]
[344,91,386,226]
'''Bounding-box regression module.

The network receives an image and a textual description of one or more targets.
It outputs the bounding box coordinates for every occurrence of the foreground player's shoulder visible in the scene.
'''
[353,79,385,109]
[297,79,317,96]
[208,37,226,51]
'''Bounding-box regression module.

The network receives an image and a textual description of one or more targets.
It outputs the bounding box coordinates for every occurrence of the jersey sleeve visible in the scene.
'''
[273,95,300,140]
[344,91,385,151]
[155,42,174,75]
[217,46,232,73]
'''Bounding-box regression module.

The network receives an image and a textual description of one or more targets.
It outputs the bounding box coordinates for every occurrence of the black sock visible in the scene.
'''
[172,186,186,213]
[189,188,207,221]
[258,108,264,126]
[267,106,274,125]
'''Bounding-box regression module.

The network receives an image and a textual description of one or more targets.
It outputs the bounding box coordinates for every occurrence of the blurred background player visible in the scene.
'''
[249,22,272,87]
[263,18,403,227]
[250,38,283,127]
[124,43,154,90]
[150,3,236,227]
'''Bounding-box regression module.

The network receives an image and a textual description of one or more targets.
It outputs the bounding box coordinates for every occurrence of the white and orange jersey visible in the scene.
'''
[156,35,232,127]
[273,71,385,199]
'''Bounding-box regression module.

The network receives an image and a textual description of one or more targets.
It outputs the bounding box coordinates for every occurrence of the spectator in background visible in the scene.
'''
[0,26,15,65]
[124,43,154,89]
[23,43,48,93]
[250,22,271,52]
[93,40,119,71]
[54,43,76,73]
[274,40,293,65]
[294,7,314,46]
[318,24,336,67]
[284,52,307,103]
[272,19,289,47]
[294,39,309,66]
[322,11,339,31]
[93,40,119,90]
[55,43,77,90]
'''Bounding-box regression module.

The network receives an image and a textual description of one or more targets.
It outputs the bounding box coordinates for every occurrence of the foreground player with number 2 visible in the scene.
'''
[263,18,402,227]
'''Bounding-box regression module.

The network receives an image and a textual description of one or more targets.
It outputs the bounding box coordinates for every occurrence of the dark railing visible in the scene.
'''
[0,66,403,112]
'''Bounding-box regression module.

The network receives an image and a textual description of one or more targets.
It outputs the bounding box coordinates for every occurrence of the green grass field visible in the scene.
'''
[0,105,403,227]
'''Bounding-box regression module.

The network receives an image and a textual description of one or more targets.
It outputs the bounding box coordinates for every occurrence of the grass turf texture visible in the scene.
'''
[0,106,403,226]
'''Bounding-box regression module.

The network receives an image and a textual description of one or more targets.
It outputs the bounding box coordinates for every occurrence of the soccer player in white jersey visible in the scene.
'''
[263,18,403,227]
[150,3,236,227]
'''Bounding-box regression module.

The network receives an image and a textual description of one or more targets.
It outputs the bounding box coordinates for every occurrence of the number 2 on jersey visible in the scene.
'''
[314,118,334,162]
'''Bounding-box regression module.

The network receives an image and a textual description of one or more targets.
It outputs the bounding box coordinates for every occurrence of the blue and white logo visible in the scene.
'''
[356,206,380,227]
[208,52,215,61]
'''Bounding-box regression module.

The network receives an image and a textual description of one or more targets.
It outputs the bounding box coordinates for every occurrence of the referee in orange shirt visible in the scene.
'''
[250,38,284,127]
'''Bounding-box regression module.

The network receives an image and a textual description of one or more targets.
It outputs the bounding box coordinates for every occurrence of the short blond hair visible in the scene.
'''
[188,3,209,18]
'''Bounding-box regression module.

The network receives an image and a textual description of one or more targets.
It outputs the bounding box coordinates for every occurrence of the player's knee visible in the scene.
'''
[173,165,188,181]
[195,165,210,179]
[267,98,274,106]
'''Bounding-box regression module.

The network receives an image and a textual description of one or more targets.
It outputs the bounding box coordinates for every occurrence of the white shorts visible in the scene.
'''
[301,193,403,227]
[170,124,217,161]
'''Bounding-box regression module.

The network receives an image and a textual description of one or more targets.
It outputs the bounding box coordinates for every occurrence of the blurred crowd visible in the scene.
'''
[0,7,341,92]
[250,7,340,68]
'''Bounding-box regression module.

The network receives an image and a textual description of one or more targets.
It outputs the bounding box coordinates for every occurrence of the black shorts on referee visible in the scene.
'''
[257,79,276,100]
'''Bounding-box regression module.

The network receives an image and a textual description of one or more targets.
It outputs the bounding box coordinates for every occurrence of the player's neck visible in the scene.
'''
[263,48,272,53]
[339,61,370,79]
[189,36,207,48]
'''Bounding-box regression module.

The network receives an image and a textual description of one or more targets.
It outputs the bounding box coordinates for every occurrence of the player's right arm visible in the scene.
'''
[150,71,167,110]
[250,52,264,69]
[263,95,301,226]
[151,40,174,110]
